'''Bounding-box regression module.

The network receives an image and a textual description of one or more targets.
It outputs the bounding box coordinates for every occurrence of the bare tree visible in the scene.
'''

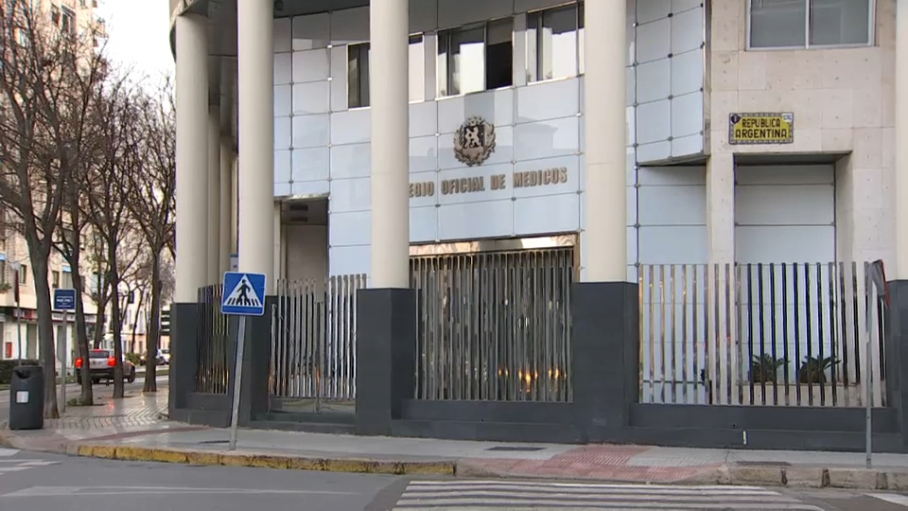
[125,82,175,393]
[84,81,143,399]
[0,0,108,417]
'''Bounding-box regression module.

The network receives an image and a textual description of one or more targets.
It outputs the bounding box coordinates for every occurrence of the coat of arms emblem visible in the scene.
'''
[453,116,496,167]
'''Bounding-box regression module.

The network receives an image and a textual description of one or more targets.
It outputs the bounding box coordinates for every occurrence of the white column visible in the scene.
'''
[896,0,908,279]
[370,0,410,288]
[583,0,627,282]
[174,14,209,302]
[207,107,221,285]
[219,141,233,275]
[236,0,274,291]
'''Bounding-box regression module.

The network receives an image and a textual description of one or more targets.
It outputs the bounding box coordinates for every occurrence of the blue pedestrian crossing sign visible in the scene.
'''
[221,272,266,316]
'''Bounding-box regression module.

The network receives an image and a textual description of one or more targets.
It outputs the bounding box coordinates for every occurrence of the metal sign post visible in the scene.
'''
[54,289,76,414]
[220,272,267,452]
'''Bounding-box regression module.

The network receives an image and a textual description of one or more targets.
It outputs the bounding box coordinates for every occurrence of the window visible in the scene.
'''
[528,3,583,82]
[438,18,514,97]
[52,271,60,289]
[0,261,6,286]
[748,0,873,49]
[62,271,73,289]
[50,5,60,25]
[61,7,75,34]
[347,35,426,109]
[19,265,26,284]
[347,43,370,108]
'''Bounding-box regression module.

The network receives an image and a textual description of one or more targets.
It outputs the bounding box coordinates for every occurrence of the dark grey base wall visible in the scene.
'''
[170,280,908,453]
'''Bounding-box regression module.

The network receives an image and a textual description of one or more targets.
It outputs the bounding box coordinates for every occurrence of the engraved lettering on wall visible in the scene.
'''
[513,167,569,188]
[410,181,435,198]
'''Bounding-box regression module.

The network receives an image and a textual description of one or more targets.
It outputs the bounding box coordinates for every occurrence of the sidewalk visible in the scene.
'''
[2,392,908,491]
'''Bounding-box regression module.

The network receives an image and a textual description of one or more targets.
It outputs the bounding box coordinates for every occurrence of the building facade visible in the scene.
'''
[169,0,908,448]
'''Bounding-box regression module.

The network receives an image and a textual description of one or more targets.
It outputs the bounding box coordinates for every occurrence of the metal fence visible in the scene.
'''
[639,262,888,408]
[411,247,574,402]
[196,285,229,394]
[270,275,366,407]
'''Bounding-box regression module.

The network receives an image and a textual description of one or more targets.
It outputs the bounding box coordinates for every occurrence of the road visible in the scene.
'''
[0,376,168,419]
[1,448,908,510]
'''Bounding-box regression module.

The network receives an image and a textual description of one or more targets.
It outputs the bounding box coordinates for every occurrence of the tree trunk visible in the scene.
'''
[144,252,162,393]
[107,241,125,399]
[131,286,144,355]
[71,270,93,405]
[93,270,109,349]
[23,233,58,419]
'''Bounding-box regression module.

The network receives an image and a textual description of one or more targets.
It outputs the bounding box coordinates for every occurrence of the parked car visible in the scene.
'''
[75,349,136,384]
[138,350,167,366]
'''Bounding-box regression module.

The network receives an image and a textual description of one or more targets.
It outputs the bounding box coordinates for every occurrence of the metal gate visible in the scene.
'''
[410,238,575,402]
[270,275,366,413]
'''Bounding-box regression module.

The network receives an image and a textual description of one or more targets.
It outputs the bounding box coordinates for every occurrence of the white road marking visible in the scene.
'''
[869,493,908,506]
[0,449,18,457]
[2,486,358,497]
[394,481,825,510]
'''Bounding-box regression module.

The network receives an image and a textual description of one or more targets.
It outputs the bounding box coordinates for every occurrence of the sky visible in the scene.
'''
[96,0,175,81]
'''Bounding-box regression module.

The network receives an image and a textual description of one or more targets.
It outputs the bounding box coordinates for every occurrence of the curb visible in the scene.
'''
[74,443,457,476]
[6,428,908,489]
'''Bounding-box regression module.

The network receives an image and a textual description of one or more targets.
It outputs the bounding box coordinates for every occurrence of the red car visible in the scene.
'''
[75,349,136,384]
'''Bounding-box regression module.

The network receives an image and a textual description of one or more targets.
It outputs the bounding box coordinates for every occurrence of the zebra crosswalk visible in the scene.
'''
[0,457,59,476]
[392,480,827,510]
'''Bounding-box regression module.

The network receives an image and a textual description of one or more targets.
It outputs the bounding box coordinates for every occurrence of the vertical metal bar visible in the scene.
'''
[724,264,733,406]
[692,265,699,405]
[702,264,711,404]
[793,264,802,405]
[682,265,689,404]
[853,262,862,397]
[670,265,677,403]
[757,263,766,405]
[839,262,850,406]
[829,262,838,407]
[714,264,721,405]
[782,264,790,406]
[805,263,814,406]
[769,264,778,405]
[817,263,826,406]
[747,264,755,405]
[648,265,656,403]
[660,264,667,403]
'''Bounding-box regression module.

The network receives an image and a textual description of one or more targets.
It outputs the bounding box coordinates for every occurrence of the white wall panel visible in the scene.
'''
[438,126,513,169]
[291,147,329,182]
[275,85,292,116]
[275,149,292,183]
[438,200,514,240]
[437,163,513,205]
[638,186,706,226]
[293,13,330,50]
[329,142,370,179]
[514,116,579,161]
[514,194,580,235]
[292,49,330,83]
[512,155,580,198]
[292,81,330,115]
[274,18,292,53]
[329,46,348,112]
[516,79,580,124]
[671,92,703,138]
[437,88,515,134]
[330,109,371,145]
[291,180,330,197]
[291,114,329,148]
[410,136,439,173]
[330,7,369,44]
[411,206,438,242]
[274,117,292,149]
[330,177,371,213]
[329,246,370,276]
[734,165,836,264]
[409,170,438,208]
[329,211,370,246]
[274,52,292,85]
[410,101,438,138]
[437,0,512,29]
[639,227,708,264]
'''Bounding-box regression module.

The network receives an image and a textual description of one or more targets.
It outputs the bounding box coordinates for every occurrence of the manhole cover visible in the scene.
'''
[737,461,791,467]
[487,446,545,452]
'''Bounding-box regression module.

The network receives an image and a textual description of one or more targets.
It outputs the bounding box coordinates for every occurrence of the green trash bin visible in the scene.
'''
[9,365,44,430]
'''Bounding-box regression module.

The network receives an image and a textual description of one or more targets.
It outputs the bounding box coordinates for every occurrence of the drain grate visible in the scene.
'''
[197,440,230,445]
[737,461,791,467]
[487,446,545,452]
